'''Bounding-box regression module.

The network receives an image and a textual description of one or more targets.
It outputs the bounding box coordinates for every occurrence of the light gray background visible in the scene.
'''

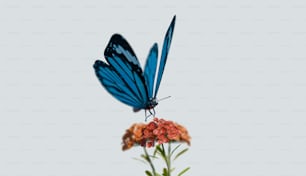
[1,0,306,175]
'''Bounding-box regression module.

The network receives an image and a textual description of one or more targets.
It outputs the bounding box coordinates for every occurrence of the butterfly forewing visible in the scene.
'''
[105,34,142,68]
[154,16,176,98]
[144,43,158,99]
[104,34,149,106]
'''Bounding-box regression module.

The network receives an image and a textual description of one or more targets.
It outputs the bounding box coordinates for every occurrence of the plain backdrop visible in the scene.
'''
[1,0,306,175]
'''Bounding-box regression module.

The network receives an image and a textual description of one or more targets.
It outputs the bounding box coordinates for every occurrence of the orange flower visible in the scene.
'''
[122,118,191,150]
[176,123,191,145]
[122,123,146,150]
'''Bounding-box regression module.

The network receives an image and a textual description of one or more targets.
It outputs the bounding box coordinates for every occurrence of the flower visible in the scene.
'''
[122,118,191,150]
[122,123,146,150]
[122,118,191,176]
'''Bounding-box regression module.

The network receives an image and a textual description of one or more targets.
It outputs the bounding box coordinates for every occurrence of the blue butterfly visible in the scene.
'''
[93,16,176,117]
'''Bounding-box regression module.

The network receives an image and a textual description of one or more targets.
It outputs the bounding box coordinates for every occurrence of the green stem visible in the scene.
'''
[162,143,172,176]
[143,147,157,176]
[167,142,171,176]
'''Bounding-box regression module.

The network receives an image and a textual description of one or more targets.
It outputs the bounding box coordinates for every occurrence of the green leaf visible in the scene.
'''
[162,168,168,176]
[155,145,167,161]
[156,145,164,154]
[154,144,162,157]
[141,154,148,160]
[132,157,147,164]
[170,167,175,172]
[145,170,153,176]
[153,146,158,157]
[170,144,181,156]
[178,167,190,176]
[174,148,188,161]
[141,154,150,163]
[150,155,159,159]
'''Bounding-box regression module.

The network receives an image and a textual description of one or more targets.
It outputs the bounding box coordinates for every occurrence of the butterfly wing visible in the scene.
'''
[94,34,149,109]
[143,43,158,99]
[94,60,145,109]
[153,16,176,98]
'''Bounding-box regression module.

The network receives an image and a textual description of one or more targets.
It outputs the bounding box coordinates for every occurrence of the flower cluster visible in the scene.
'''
[122,118,190,150]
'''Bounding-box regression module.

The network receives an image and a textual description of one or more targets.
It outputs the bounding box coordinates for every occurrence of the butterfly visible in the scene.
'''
[93,16,176,117]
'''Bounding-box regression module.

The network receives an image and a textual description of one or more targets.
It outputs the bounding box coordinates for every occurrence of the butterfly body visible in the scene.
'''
[94,16,176,115]
[132,98,158,112]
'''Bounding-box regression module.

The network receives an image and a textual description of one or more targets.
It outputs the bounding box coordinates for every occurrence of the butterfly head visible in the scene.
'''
[147,98,158,109]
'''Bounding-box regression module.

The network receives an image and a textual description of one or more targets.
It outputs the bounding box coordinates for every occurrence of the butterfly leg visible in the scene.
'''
[145,110,151,121]
[144,109,154,121]
[151,108,156,117]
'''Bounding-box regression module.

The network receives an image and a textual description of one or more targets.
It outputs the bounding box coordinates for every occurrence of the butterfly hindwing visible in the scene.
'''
[154,16,176,98]
[94,60,145,109]
[104,34,149,105]
[144,43,158,99]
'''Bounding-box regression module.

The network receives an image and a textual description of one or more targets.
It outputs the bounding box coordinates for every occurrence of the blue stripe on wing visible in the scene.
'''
[144,43,158,99]
[94,60,145,109]
[154,15,176,98]
[104,34,149,108]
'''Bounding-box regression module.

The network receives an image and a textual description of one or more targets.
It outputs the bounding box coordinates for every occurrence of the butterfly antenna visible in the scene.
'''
[157,96,171,103]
